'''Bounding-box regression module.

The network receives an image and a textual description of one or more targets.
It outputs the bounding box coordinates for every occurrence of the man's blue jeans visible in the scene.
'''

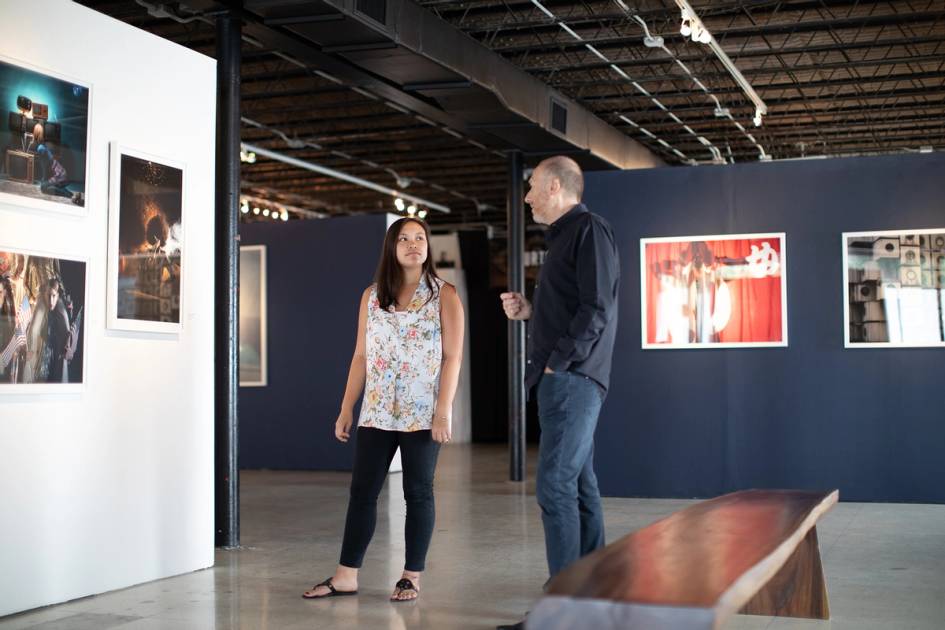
[536,370,606,578]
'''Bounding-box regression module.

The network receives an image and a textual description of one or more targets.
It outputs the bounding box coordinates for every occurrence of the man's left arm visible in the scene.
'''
[546,219,619,372]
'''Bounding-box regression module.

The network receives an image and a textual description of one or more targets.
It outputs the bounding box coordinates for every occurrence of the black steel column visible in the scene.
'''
[507,151,526,482]
[215,9,241,548]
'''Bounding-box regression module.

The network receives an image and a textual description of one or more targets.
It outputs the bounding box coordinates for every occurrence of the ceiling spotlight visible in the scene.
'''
[281,211,289,221]
[713,107,731,118]
[681,7,712,44]
[394,197,405,212]
[396,176,412,189]
[407,204,417,216]
[262,208,270,217]
[689,23,703,43]
[753,109,764,127]
[679,10,692,37]
[240,200,249,214]
[240,150,256,164]
[417,209,428,219]
[253,206,260,215]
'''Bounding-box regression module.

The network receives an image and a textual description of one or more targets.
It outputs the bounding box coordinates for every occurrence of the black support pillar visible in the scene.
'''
[215,9,241,549]
[507,150,526,482]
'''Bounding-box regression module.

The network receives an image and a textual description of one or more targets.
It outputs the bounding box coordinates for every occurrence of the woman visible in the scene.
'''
[303,217,464,602]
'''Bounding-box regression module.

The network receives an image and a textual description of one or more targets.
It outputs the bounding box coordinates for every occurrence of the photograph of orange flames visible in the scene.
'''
[115,153,183,325]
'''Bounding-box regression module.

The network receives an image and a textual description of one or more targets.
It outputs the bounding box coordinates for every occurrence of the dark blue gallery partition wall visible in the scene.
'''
[583,152,945,503]
[239,215,387,471]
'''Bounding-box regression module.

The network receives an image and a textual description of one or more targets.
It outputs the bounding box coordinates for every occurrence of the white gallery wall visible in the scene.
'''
[0,0,216,616]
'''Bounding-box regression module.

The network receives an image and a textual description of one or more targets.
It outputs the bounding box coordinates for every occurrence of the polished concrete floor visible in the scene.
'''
[3,445,945,629]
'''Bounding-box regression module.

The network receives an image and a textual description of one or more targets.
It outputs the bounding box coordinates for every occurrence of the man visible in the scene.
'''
[499,156,620,630]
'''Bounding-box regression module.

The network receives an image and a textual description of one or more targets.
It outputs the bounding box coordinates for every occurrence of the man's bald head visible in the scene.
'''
[526,155,587,225]
[538,156,584,202]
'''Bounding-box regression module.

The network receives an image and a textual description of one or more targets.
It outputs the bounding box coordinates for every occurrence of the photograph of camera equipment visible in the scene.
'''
[843,229,945,347]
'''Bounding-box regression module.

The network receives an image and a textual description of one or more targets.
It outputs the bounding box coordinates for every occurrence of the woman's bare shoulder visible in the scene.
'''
[438,281,462,305]
[438,280,458,297]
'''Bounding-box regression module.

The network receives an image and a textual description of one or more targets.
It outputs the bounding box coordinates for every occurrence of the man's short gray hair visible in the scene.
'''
[541,155,584,200]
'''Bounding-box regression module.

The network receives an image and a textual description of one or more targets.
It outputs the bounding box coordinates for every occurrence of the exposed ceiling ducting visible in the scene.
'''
[219,0,665,170]
[81,0,945,226]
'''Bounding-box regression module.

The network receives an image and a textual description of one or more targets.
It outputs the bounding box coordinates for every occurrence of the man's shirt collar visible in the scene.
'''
[548,203,587,238]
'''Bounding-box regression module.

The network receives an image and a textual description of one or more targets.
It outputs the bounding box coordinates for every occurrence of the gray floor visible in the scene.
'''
[3,445,944,630]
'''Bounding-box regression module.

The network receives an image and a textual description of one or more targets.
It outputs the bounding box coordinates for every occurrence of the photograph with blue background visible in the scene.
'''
[0,58,88,207]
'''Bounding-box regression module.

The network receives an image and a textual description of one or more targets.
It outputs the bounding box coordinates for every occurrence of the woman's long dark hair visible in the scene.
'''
[374,217,440,311]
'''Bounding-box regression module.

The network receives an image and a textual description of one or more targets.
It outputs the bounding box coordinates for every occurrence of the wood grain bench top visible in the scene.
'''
[529,489,838,630]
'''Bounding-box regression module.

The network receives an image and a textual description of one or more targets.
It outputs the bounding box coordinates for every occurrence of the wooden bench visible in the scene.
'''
[527,489,838,630]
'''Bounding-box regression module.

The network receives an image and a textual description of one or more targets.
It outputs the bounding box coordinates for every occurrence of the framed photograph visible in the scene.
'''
[0,247,88,393]
[640,233,788,349]
[0,54,91,214]
[843,229,945,348]
[107,143,184,333]
[239,245,267,387]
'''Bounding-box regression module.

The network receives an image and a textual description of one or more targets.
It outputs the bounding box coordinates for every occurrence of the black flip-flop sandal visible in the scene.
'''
[302,577,358,599]
[390,577,420,602]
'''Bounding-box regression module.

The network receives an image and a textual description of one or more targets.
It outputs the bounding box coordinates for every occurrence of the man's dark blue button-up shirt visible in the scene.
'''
[526,203,620,393]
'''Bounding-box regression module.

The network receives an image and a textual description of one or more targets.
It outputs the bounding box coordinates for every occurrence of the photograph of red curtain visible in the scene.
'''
[642,234,785,347]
